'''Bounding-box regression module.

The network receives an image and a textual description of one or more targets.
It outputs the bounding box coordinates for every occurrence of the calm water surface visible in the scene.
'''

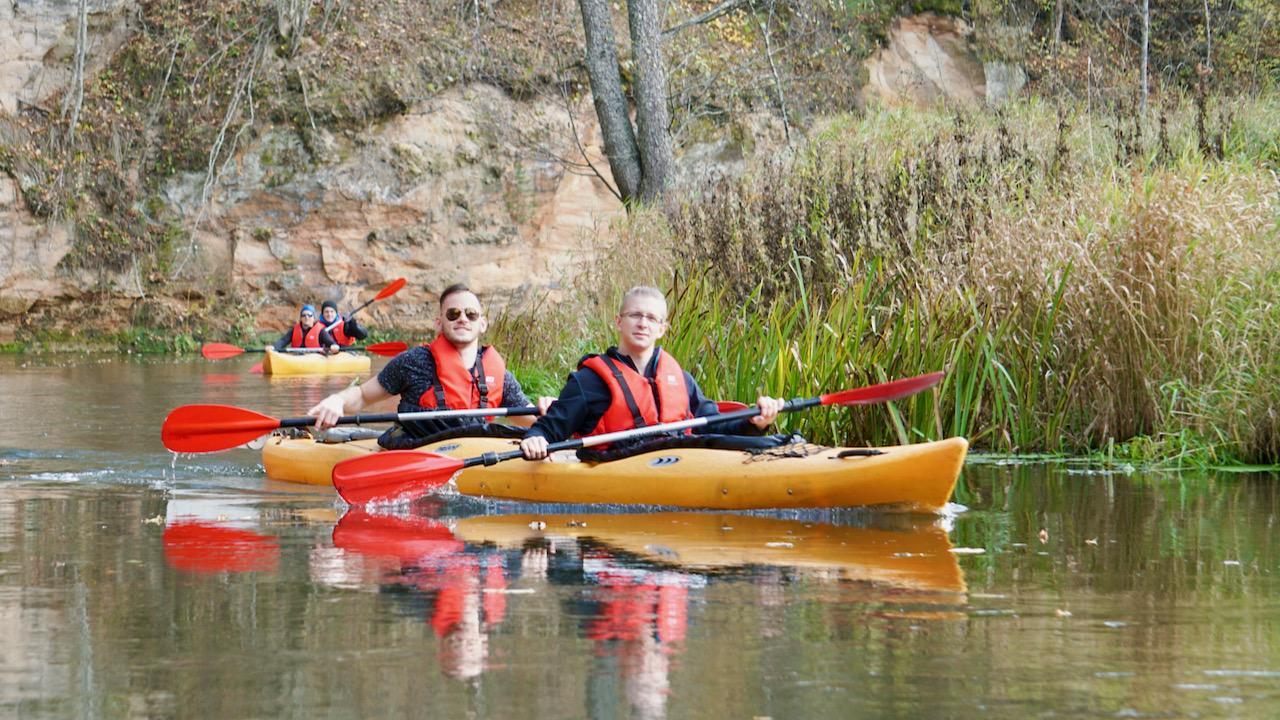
[1,354,1277,718]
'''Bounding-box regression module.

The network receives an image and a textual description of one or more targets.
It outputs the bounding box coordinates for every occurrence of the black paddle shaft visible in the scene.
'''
[463,396,821,468]
[276,406,538,430]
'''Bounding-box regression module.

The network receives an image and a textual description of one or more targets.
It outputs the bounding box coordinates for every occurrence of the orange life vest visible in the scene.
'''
[417,335,506,410]
[289,322,324,348]
[579,349,693,436]
[328,316,354,346]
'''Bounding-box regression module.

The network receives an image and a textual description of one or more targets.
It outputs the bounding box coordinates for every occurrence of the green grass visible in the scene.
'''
[488,94,1280,466]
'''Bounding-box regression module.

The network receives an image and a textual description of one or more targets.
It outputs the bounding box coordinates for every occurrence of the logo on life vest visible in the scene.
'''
[666,374,678,384]
[485,375,495,383]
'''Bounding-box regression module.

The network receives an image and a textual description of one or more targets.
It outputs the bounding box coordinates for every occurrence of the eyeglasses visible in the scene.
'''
[620,311,666,324]
[444,308,482,322]
[300,313,314,318]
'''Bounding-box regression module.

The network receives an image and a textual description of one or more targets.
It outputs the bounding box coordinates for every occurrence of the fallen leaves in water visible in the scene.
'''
[142,515,164,525]
[1085,537,1099,546]
[1038,528,1049,544]
[1055,608,1073,617]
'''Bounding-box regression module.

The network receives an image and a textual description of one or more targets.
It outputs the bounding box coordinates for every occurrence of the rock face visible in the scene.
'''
[862,13,1024,108]
[0,176,74,339]
[168,85,623,334]
[1,0,135,115]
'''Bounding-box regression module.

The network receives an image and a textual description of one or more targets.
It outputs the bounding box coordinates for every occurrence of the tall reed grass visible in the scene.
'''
[490,95,1280,464]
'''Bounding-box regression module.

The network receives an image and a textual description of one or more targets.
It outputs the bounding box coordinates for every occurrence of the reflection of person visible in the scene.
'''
[320,300,368,347]
[520,286,783,460]
[272,304,339,354]
[433,560,507,681]
[308,284,540,447]
[584,557,690,720]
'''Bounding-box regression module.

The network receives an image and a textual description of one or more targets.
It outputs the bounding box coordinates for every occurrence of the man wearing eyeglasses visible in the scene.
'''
[308,283,538,446]
[518,286,783,460]
[272,304,340,354]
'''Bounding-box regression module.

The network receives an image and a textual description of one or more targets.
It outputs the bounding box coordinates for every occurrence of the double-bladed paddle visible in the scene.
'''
[325,277,407,333]
[201,341,409,360]
[161,403,539,454]
[331,371,945,505]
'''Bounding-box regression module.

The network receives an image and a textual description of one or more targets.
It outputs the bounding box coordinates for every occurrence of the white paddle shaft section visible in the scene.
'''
[393,407,530,421]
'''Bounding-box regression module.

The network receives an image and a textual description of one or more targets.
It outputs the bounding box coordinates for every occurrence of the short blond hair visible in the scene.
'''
[618,286,667,315]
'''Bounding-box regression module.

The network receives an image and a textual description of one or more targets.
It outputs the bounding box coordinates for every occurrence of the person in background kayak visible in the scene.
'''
[272,304,340,354]
[519,286,783,460]
[308,283,541,447]
[320,300,368,347]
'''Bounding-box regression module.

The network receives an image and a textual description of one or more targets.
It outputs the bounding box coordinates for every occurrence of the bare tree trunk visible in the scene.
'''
[760,0,790,145]
[578,0,642,202]
[1052,0,1064,54]
[1140,0,1150,115]
[1203,0,1212,69]
[627,0,673,201]
[64,0,89,142]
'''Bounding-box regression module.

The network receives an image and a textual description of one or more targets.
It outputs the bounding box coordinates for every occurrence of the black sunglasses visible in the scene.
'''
[444,308,481,322]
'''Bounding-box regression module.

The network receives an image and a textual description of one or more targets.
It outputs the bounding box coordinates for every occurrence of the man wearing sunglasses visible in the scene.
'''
[308,283,538,446]
[518,286,783,460]
[272,304,340,353]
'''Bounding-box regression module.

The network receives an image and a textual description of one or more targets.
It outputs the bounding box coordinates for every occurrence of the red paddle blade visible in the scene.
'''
[249,362,264,374]
[375,277,407,301]
[366,341,408,357]
[202,343,246,360]
[820,371,945,406]
[716,400,750,412]
[332,451,464,505]
[161,404,282,453]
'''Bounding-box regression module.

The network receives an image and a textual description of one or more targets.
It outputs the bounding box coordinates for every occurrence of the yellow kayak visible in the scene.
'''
[262,349,371,376]
[451,511,967,596]
[263,435,968,512]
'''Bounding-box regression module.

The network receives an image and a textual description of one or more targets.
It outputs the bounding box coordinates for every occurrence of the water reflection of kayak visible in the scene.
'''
[454,512,966,596]
[263,436,967,512]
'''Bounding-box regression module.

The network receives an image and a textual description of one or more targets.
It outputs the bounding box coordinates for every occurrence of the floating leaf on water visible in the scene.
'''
[1038,528,1049,544]
[1085,537,1098,546]
[1055,608,1072,617]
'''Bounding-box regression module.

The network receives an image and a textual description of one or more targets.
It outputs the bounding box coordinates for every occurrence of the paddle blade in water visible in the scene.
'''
[821,371,944,407]
[249,362,264,374]
[332,451,464,505]
[366,341,409,357]
[376,277,407,300]
[161,404,282,453]
[201,343,246,360]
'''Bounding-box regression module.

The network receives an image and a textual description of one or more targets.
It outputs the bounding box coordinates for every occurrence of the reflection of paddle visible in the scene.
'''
[161,403,539,453]
[332,371,945,505]
[162,521,280,573]
[332,508,463,563]
[202,341,408,360]
[326,277,407,334]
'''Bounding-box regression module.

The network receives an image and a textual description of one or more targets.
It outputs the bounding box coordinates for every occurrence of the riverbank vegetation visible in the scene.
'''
[490,94,1280,466]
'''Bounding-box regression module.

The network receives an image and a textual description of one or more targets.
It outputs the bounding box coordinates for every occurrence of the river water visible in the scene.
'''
[1,354,1277,718]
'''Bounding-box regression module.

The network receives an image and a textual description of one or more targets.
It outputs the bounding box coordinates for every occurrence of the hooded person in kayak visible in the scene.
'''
[519,286,783,461]
[272,304,340,354]
[308,283,541,446]
[320,300,369,347]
